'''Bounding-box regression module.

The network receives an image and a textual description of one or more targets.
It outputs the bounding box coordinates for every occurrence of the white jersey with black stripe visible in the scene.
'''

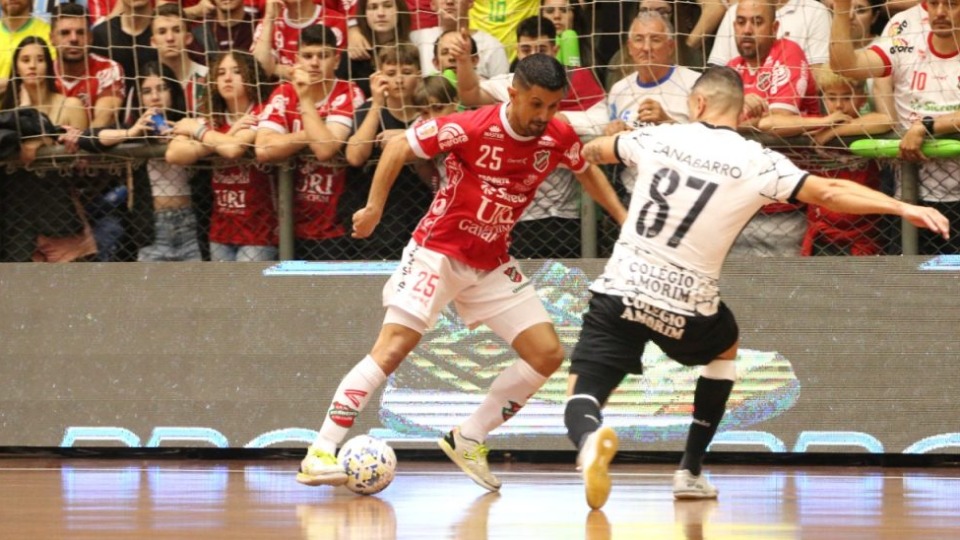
[591,122,809,317]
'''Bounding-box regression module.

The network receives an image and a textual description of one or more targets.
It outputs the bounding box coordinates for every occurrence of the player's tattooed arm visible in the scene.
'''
[582,136,619,165]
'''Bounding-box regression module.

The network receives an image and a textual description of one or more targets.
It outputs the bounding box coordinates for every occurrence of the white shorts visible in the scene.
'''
[382,240,551,344]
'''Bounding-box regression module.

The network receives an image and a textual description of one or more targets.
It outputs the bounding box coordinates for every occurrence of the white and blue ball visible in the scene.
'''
[337,435,397,495]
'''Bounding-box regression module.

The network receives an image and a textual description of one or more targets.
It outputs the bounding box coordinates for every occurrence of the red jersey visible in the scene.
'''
[406,104,588,270]
[728,38,819,118]
[258,80,365,240]
[408,0,438,31]
[729,38,816,214]
[251,4,348,68]
[802,163,882,256]
[244,0,357,18]
[55,54,125,121]
[563,68,606,111]
[209,106,279,247]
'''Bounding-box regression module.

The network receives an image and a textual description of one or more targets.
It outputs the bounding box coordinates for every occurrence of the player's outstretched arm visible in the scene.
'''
[581,136,620,165]
[574,165,627,226]
[352,135,418,238]
[797,175,950,239]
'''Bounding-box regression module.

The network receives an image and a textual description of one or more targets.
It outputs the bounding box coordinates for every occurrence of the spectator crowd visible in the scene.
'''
[0,0,957,262]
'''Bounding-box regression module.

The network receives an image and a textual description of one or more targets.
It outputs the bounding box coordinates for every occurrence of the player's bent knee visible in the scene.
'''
[520,340,564,376]
[371,321,424,373]
[537,342,565,374]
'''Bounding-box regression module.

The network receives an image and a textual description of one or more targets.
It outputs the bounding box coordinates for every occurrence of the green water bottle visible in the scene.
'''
[442,68,458,87]
[558,29,581,67]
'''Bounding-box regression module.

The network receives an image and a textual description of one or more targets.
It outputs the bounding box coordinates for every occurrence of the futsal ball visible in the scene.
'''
[337,435,397,495]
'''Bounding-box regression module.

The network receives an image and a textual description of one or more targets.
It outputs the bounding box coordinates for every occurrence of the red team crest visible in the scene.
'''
[503,266,523,283]
[533,150,551,172]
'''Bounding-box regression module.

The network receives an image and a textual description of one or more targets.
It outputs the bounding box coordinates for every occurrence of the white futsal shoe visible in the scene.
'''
[296,446,347,486]
[438,428,502,492]
[672,469,718,500]
[577,426,619,510]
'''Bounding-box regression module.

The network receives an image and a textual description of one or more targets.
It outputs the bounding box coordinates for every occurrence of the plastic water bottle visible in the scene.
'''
[103,185,128,208]
[558,29,581,67]
[151,112,170,134]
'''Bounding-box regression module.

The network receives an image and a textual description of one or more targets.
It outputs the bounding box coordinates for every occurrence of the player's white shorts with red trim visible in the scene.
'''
[382,240,551,343]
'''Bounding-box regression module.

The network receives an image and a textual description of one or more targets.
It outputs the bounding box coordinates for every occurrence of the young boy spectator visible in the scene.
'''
[152,3,208,115]
[254,24,365,260]
[345,44,434,259]
[801,69,893,256]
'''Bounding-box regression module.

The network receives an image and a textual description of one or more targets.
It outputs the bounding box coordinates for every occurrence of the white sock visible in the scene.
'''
[459,359,548,442]
[312,355,387,454]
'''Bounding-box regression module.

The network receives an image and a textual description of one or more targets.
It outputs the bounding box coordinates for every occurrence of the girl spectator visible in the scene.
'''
[93,62,202,261]
[1,36,93,262]
[336,0,413,98]
[540,0,593,68]
[167,52,280,261]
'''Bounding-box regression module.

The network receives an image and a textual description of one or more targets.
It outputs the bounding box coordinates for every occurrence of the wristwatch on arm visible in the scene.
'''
[921,115,936,137]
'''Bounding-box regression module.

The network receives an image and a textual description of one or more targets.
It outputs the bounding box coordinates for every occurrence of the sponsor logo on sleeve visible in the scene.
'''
[438,123,468,149]
[416,119,439,139]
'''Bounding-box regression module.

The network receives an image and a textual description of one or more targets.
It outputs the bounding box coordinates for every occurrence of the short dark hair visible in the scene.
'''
[300,24,339,49]
[692,66,743,96]
[413,75,458,108]
[691,66,744,113]
[155,2,186,21]
[376,42,421,70]
[513,53,568,93]
[434,30,477,58]
[516,16,557,41]
[50,2,88,27]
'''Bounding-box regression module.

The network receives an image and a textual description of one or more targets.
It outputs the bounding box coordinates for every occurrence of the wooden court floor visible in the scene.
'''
[0,458,957,539]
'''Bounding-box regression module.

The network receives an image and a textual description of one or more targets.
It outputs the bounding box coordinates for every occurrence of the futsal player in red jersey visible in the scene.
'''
[296,54,627,492]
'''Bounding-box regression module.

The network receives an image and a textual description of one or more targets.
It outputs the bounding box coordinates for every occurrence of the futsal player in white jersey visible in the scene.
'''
[563,66,949,510]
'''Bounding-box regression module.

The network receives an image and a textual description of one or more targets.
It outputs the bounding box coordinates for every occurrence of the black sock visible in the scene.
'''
[565,395,603,449]
[679,376,734,476]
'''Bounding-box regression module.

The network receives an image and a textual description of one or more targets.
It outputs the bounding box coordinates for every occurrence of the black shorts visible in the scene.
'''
[570,292,739,376]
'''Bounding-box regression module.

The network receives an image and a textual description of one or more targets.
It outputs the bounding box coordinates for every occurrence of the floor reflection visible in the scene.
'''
[0,461,954,539]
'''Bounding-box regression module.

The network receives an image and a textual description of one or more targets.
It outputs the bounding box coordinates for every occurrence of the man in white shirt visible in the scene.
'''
[602,11,700,193]
[831,0,960,253]
[417,0,509,79]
